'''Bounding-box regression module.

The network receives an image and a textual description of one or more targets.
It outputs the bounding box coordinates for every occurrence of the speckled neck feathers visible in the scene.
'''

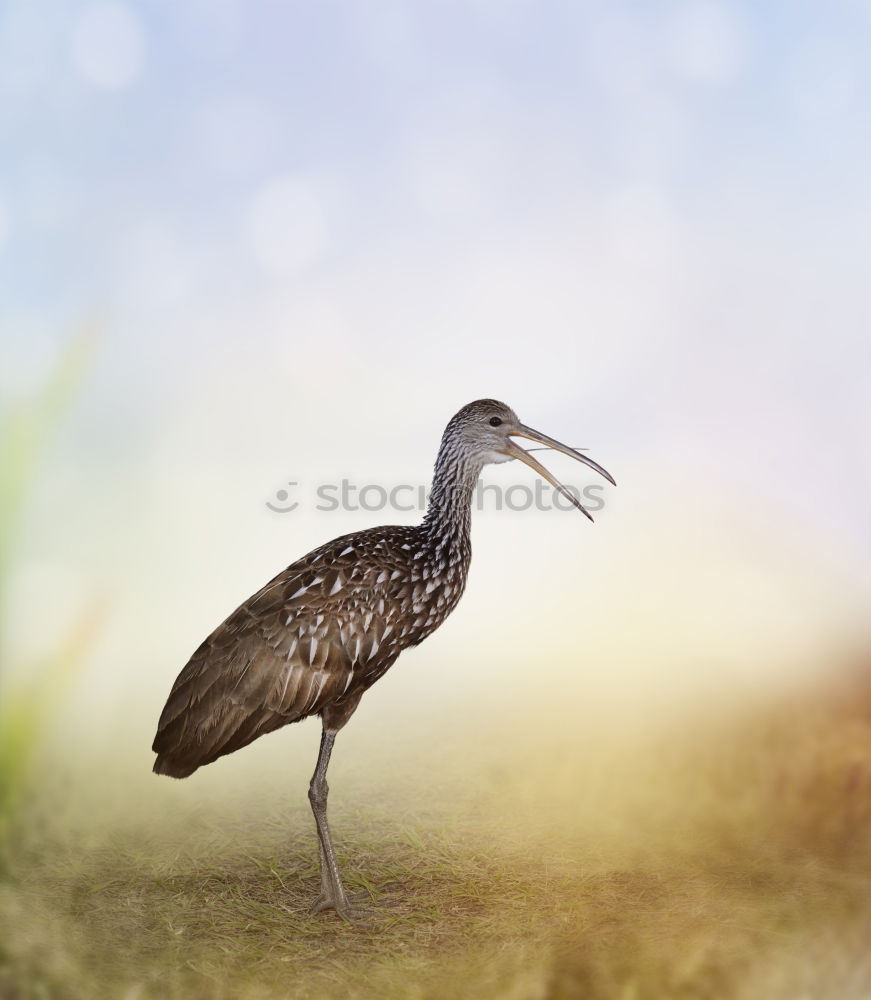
[421,426,485,553]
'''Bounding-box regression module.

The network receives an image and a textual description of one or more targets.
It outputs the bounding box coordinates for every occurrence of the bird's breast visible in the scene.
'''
[396,553,469,645]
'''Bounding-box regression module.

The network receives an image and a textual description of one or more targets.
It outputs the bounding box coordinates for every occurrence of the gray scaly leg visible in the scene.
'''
[307,728,372,923]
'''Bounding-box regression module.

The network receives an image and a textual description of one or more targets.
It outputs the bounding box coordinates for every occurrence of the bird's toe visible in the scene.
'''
[335,903,377,926]
[308,893,336,916]
[308,892,377,925]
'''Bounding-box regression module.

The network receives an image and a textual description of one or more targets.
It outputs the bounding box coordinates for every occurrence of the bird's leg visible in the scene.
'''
[307,727,371,923]
[314,830,383,914]
[314,837,332,902]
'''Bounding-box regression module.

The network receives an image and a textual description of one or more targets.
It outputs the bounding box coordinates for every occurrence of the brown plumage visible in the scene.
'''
[152,522,466,778]
[152,399,615,921]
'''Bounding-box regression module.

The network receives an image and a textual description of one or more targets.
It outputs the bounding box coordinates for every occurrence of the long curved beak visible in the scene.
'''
[500,424,616,522]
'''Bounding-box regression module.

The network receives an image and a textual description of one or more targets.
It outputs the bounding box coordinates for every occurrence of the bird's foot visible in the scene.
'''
[308,882,404,923]
[308,891,376,925]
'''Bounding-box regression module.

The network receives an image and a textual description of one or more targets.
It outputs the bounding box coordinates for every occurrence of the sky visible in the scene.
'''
[1,1,870,748]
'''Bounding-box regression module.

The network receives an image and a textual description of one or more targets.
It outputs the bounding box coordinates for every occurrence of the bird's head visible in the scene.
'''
[443,399,616,521]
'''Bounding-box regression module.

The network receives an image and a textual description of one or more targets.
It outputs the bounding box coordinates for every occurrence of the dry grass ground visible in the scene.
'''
[3,664,871,1000]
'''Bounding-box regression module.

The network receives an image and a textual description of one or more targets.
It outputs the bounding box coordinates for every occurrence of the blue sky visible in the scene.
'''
[4,0,871,331]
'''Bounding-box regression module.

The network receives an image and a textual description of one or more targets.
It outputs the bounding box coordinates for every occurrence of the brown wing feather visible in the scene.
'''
[153,567,362,777]
[150,518,470,779]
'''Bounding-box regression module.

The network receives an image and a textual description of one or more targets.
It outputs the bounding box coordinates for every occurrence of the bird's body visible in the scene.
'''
[153,518,470,778]
[152,399,614,921]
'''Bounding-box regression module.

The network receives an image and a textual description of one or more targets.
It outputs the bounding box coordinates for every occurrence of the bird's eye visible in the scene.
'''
[489,417,502,427]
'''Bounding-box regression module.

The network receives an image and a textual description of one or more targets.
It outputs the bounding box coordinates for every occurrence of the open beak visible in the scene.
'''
[501,424,616,522]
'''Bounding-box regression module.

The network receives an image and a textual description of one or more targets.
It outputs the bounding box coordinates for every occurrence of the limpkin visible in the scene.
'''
[152,400,614,920]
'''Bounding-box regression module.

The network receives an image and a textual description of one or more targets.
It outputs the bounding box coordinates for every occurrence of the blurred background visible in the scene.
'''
[2,2,871,998]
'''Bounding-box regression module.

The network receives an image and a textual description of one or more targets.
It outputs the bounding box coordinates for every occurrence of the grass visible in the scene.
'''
[3,664,871,1000]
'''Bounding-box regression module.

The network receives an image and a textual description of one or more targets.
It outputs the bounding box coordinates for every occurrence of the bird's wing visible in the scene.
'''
[152,540,402,774]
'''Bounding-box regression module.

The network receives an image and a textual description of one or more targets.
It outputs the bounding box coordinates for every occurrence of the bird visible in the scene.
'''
[152,399,615,921]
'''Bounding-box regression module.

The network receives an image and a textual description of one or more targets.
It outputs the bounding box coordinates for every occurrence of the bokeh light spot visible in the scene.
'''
[196,98,276,176]
[668,1,743,84]
[71,3,145,89]
[245,175,329,276]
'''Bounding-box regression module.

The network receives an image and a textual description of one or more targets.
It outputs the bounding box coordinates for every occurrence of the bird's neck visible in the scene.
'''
[421,444,483,551]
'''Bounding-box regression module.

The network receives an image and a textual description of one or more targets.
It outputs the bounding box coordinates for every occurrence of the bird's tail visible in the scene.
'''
[152,754,200,779]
